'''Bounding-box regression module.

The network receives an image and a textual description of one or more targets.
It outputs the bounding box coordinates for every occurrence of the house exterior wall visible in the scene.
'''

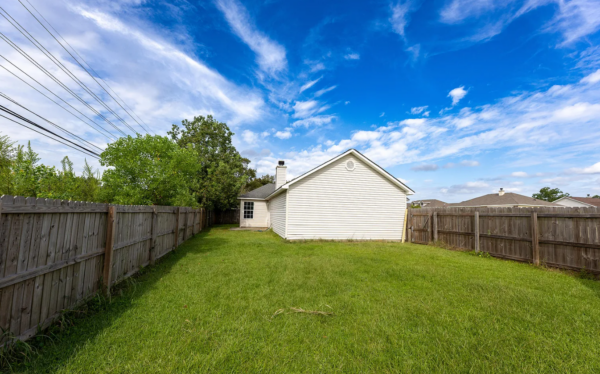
[554,198,592,207]
[285,154,406,240]
[239,199,269,228]
[269,191,287,237]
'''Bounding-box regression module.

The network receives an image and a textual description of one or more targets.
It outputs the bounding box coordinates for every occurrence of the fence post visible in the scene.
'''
[173,207,180,250]
[531,212,540,265]
[407,209,412,243]
[433,212,438,242]
[428,213,432,243]
[474,211,480,252]
[103,206,117,297]
[150,207,157,265]
[184,208,189,241]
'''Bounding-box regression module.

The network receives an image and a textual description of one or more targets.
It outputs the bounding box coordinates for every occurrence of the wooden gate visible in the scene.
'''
[408,211,432,244]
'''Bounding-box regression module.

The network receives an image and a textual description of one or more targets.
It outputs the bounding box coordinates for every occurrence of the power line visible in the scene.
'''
[0,60,117,141]
[0,32,128,137]
[0,110,100,159]
[0,92,104,152]
[0,6,141,135]
[20,0,154,135]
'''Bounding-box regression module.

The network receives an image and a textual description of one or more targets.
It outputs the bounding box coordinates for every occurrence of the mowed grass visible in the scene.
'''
[10,225,600,373]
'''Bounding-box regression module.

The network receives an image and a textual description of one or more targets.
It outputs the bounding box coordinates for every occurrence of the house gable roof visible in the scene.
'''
[450,192,559,207]
[238,183,276,200]
[414,199,448,207]
[554,196,600,207]
[264,149,415,200]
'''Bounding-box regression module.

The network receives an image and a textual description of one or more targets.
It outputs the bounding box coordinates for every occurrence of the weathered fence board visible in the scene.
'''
[0,195,212,345]
[408,206,600,273]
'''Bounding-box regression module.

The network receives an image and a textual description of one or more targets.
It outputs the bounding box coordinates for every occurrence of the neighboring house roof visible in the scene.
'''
[554,196,600,207]
[238,183,275,200]
[413,199,447,208]
[264,149,415,200]
[451,192,559,207]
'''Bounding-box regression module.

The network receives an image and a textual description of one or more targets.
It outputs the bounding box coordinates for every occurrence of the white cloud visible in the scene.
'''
[292,100,330,119]
[215,0,287,77]
[242,130,259,144]
[511,171,529,177]
[570,162,600,174]
[314,85,337,97]
[344,101,350,105]
[580,69,600,84]
[274,129,292,139]
[411,106,428,114]
[389,1,413,38]
[344,53,360,60]
[448,86,468,106]
[292,115,336,128]
[379,112,385,117]
[300,77,322,93]
[441,181,490,195]
[440,0,600,46]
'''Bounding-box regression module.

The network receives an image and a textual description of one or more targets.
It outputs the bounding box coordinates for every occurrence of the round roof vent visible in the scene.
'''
[346,160,355,171]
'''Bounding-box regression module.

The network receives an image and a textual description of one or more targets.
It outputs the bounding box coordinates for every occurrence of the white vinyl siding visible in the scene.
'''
[286,154,406,240]
[269,191,287,238]
[554,198,592,207]
[239,199,269,228]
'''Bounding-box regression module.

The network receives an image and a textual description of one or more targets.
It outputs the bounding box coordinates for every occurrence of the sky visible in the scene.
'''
[1,0,600,203]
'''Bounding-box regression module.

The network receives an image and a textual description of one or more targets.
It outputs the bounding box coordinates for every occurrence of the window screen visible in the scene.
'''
[244,201,254,219]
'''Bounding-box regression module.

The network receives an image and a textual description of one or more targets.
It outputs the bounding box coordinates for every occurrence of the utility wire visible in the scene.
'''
[0,32,128,137]
[0,60,116,141]
[0,108,100,159]
[0,6,141,135]
[0,92,104,152]
[20,0,154,135]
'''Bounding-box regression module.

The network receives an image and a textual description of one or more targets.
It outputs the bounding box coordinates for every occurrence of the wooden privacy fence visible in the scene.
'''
[407,206,600,273]
[0,195,210,344]
[214,209,240,225]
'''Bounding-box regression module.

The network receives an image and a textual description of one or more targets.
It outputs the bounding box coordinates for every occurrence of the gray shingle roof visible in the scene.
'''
[450,192,559,207]
[414,199,448,207]
[239,183,276,199]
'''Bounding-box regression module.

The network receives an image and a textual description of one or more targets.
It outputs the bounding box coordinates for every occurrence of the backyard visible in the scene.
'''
[7,225,600,373]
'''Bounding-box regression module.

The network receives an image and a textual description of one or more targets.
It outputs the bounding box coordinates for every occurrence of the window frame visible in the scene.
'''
[243,201,254,219]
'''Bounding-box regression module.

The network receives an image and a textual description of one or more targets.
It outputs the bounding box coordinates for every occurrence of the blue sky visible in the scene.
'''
[1,0,600,202]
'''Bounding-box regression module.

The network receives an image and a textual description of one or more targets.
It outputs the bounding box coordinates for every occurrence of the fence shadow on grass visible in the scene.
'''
[5,228,230,373]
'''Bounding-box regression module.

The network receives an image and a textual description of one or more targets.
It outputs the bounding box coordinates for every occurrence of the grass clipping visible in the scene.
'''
[271,306,334,319]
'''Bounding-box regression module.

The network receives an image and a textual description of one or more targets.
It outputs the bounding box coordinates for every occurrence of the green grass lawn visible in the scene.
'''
[8,225,600,373]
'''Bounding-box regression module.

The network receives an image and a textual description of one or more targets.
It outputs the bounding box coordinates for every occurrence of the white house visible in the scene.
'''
[553,195,600,208]
[238,149,415,240]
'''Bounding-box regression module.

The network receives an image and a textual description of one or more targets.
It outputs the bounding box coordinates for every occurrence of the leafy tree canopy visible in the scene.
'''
[99,134,199,207]
[243,173,275,193]
[593,195,600,199]
[532,187,569,202]
[168,115,253,210]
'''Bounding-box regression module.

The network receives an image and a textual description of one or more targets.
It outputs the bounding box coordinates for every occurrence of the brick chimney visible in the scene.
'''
[276,160,287,189]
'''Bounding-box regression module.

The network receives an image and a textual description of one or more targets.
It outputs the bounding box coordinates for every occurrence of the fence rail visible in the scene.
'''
[407,206,600,273]
[0,195,211,344]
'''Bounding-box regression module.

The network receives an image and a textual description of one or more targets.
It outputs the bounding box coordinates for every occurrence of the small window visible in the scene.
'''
[243,201,254,219]
[346,160,355,170]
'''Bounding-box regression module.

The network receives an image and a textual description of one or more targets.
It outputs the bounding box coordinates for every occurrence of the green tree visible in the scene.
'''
[99,134,199,206]
[532,187,569,202]
[0,133,15,194]
[243,173,275,193]
[168,115,253,210]
[593,195,600,199]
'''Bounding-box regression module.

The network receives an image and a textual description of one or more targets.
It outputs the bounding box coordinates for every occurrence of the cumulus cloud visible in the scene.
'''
[448,86,468,106]
[570,162,600,174]
[580,69,600,84]
[274,129,292,139]
[242,130,259,144]
[215,0,287,77]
